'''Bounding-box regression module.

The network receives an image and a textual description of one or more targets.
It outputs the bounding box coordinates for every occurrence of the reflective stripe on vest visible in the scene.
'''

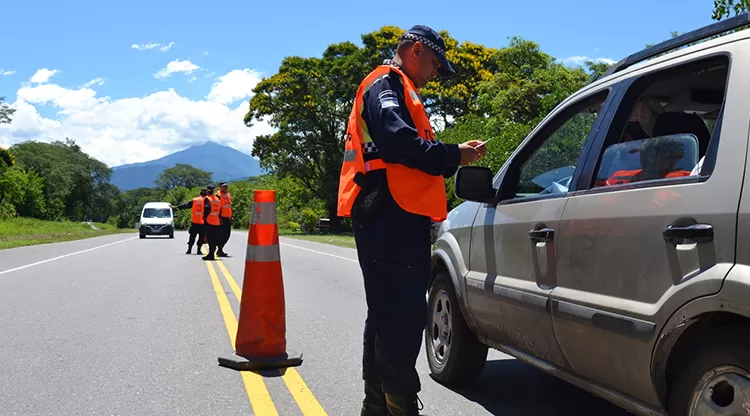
[220,192,232,217]
[191,196,205,224]
[337,65,447,222]
[207,196,221,226]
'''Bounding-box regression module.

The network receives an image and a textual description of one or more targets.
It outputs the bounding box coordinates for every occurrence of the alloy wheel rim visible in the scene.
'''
[430,290,453,366]
[688,365,750,416]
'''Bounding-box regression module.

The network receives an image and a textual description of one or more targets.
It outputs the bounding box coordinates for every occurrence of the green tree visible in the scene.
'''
[10,138,114,221]
[0,147,14,169]
[0,97,15,124]
[713,0,750,20]
[584,60,613,83]
[0,167,28,216]
[245,54,351,230]
[155,164,213,190]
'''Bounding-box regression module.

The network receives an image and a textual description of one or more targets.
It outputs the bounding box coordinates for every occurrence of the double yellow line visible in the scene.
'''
[203,249,327,415]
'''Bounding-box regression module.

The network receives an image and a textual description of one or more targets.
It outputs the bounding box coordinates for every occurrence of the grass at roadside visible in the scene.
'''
[0,217,133,250]
[278,229,356,249]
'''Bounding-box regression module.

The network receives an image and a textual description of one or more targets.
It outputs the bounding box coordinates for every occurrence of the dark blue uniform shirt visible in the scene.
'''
[360,62,461,178]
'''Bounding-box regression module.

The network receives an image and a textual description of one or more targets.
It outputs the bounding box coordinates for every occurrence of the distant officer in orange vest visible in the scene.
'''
[216,181,233,257]
[171,188,210,255]
[202,184,223,261]
[337,25,486,416]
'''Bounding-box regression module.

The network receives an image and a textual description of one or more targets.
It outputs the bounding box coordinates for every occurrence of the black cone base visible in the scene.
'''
[218,350,303,371]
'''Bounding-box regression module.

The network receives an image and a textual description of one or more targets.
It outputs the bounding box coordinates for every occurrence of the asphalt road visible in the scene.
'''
[0,231,634,416]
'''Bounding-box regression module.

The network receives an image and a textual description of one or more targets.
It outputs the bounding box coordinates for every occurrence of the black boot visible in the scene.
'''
[186,245,192,255]
[360,381,387,416]
[196,245,203,255]
[385,394,423,416]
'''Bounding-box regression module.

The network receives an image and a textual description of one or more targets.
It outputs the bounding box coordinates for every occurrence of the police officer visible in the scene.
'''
[216,181,233,257]
[202,184,222,261]
[171,188,210,255]
[337,25,486,416]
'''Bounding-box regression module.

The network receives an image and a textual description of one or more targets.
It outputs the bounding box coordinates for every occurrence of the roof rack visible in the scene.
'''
[602,13,750,77]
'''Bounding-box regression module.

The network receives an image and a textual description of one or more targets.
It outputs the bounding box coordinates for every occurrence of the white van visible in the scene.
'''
[138,202,174,239]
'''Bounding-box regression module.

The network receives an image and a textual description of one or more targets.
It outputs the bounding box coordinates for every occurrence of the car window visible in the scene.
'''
[594,134,699,187]
[512,92,608,200]
[143,208,171,218]
[592,55,729,189]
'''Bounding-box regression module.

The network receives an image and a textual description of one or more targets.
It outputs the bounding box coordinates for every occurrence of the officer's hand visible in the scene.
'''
[458,141,486,166]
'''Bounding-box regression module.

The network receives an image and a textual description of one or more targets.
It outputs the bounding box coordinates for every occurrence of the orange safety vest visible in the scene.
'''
[206,195,221,226]
[190,196,205,224]
[337,64,447,222]
[220,191,232,218]
[605,169,692,186]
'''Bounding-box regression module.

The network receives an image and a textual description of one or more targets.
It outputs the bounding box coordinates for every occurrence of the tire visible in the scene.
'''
[169,233,174,239]
[139,234,145,239]
[425,269,488,386]
[668,325,750,416]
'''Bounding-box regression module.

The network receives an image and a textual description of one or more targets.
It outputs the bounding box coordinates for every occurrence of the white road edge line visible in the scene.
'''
[0,236,138,276]
[279,241,358,263]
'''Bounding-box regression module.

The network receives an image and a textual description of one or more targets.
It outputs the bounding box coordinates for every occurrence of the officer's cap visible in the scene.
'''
[206,184,215,190]
[401,25,455,77]
[219,182,229,187]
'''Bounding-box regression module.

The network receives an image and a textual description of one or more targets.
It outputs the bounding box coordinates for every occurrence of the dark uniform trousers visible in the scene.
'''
[218,217,232,251]
[352,173,432,396]
[205,223,220,257]
[187,222,205,250]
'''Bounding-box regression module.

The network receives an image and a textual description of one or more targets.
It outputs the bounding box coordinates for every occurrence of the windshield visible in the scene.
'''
[143,208,171,218]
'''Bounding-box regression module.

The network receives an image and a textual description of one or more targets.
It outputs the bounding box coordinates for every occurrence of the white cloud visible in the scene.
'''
[207,69,262,105]
[154,59,200,79]
[1,69,15,76]
[0,68,273,167]
[561,56,616,67]
[131,42,175,52]
[83,77,106,88]
[159,42,175,52]
[30,68,58,84]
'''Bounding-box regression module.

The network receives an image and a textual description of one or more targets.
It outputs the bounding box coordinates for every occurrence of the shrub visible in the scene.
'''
[288,221,301,232]
[300,208,319,232]
[0,201,16,220]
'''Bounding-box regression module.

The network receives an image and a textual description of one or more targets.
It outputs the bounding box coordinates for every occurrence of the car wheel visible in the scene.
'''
[169,233,174,239]
[425,268,488,386]
[668,326,750,416]
[139,234,145,239]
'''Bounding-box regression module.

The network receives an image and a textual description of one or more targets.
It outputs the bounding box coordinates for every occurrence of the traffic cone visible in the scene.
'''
[218,190,303,371]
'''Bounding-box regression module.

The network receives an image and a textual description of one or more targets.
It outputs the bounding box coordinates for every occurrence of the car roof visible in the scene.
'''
[143,202,171,208]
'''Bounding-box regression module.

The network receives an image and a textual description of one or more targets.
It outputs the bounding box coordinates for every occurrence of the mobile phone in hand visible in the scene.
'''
[474,138,492,148]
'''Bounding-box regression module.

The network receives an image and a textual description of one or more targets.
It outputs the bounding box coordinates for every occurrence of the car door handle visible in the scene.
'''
[529,228,554,242]
[662,223,714,244]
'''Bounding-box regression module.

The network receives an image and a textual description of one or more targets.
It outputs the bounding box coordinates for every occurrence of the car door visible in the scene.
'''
[465,88,613,369]
[550,51,748,405]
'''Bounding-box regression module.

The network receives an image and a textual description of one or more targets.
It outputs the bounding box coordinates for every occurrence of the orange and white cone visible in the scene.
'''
[218,190,302,371]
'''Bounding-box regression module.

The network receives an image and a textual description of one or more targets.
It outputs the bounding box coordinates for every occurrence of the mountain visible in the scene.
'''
[110,141,264,191]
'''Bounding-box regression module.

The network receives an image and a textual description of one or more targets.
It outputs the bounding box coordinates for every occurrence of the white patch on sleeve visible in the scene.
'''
[378,90,399,109]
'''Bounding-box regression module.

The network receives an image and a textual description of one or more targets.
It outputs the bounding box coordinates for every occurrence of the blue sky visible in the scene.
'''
[0,0,721,166]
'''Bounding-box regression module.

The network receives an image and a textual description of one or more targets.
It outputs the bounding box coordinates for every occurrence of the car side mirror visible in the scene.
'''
[455,166,496,203]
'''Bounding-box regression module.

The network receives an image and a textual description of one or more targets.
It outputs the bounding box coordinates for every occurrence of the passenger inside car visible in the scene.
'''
[601,134,697,186]
[594,59,727,187]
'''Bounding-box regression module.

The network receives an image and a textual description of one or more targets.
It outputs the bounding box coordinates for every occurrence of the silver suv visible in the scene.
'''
[426,14,750,416]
